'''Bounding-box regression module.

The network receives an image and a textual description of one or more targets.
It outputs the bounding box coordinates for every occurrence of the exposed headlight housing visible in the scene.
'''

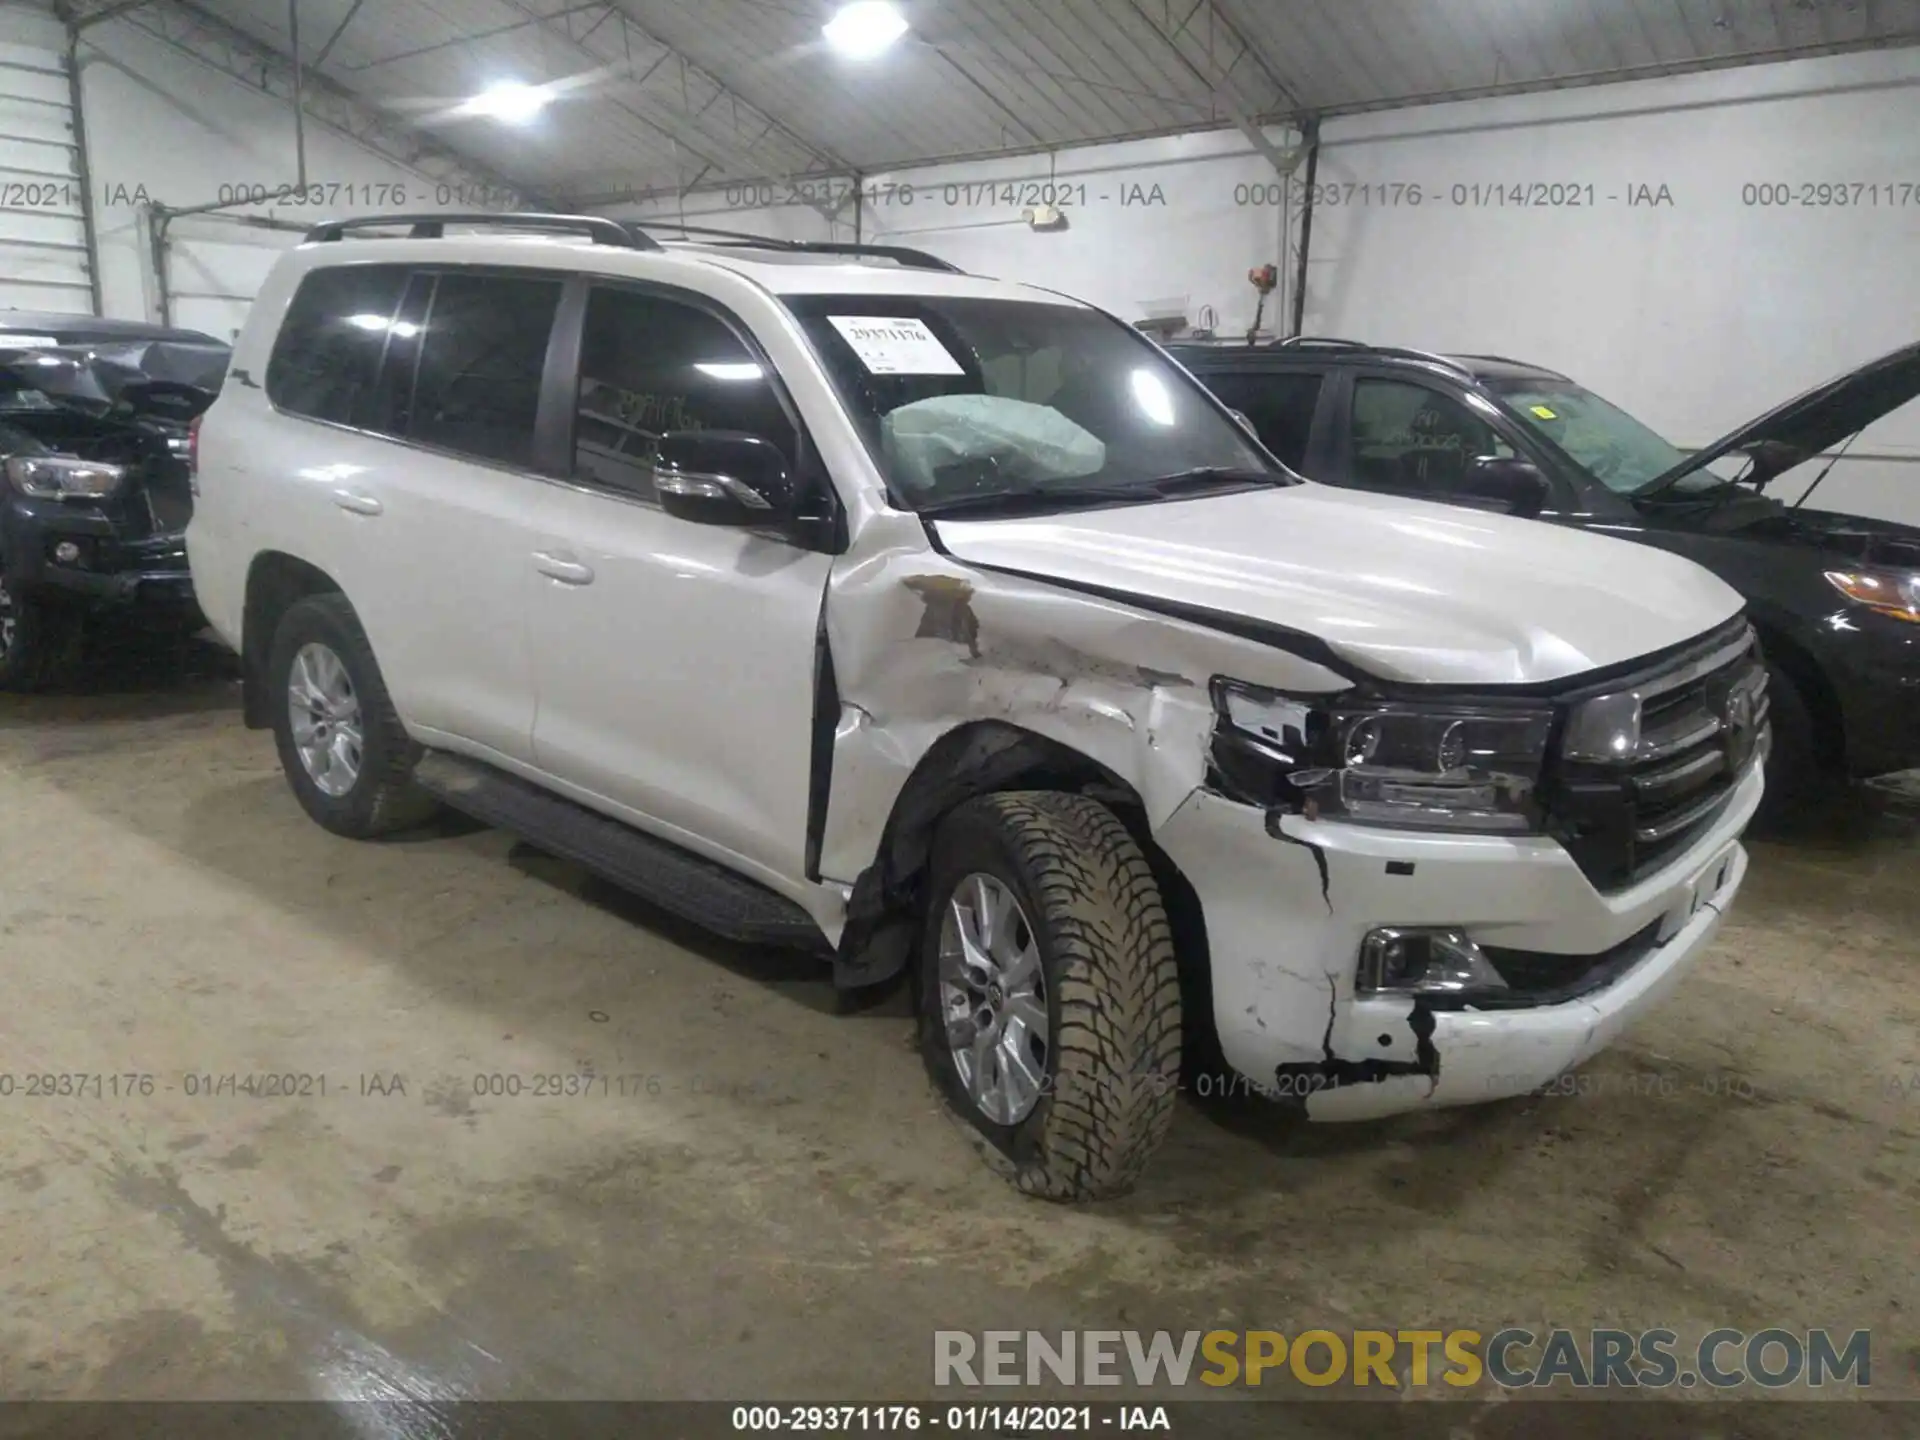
[1211,679,1553,834]
[1825,568,1920,624]
[5,453,127,500]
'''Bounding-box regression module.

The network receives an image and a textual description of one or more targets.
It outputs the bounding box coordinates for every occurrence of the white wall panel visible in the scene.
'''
[0,2,89,314]
[615,48,1919,525]
[1305,49,1920,524]
[612,128,1307,342]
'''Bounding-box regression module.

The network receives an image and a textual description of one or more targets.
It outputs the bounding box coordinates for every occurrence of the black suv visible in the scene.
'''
[1172,337,1920,812]
[0,314,226,687]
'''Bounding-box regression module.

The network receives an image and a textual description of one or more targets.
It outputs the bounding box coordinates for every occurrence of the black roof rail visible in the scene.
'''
[1450,352,1568,377]
[1272,335,1472,377]
[642,221,962,274]
[305,212,659,249]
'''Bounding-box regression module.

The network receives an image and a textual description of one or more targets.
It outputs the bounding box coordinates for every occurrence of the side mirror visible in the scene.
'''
[654,431,793,526]
[1460,456,1549,519]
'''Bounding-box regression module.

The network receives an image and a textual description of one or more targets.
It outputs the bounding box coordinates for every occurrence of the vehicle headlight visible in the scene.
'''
[1210,679,1554,833]
[1825,568,1920,624]
[5,453,126,500]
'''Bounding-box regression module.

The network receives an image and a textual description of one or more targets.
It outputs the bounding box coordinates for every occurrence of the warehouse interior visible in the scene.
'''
[1,0,1917,1429]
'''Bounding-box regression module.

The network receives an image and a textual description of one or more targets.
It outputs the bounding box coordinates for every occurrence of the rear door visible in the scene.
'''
[261,265,562,762]
[525,281,835,885]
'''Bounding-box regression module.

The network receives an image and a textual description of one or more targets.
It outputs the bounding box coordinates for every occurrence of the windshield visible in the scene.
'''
[1482,378,1695,494]
[784,295,1282,511]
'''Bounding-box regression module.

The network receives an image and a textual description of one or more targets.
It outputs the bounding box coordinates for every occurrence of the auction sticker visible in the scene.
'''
[827,315,963,375]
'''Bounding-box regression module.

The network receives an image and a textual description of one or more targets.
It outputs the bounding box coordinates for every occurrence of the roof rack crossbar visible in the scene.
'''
[305,212,659,249]
[641,221,961,273]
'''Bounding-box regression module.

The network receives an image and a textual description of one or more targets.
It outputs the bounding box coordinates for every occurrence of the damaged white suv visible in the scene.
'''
[188,214,1768,1200]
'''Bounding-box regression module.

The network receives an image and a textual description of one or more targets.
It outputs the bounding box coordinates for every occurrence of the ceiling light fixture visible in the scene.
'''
[459,81,551,124]
[823,1,910,60]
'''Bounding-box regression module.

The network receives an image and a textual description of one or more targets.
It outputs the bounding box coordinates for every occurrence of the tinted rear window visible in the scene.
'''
[266,265,410,427]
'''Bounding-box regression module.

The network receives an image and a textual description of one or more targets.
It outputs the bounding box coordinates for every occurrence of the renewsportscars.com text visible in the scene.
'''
[933,1328,1871,1390]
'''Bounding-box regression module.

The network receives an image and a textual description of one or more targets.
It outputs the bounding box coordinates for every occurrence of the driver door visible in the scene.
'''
[526,283,834,886]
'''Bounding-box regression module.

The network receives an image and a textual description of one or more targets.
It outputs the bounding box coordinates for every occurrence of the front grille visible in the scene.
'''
[1545,621,1767,891]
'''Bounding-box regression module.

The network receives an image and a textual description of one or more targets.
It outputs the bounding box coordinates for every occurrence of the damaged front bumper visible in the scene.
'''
[1156,755,1763,1122]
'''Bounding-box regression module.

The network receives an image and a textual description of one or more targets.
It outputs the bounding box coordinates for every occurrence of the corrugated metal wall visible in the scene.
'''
[0,6,90,315]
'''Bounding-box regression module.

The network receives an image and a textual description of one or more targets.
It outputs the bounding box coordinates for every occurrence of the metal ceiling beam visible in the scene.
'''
[103,0,542,205]
[494,0,855,219]
[1121,0,1308,176]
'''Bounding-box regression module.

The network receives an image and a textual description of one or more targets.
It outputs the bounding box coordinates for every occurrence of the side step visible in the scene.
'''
[412,752,826,949]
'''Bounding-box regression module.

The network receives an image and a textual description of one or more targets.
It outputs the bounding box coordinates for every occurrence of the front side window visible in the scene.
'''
[1482,379,1705,494]
[784,295,1279,512]
[266,264,409,427]
[1349,378,1515,498]
[408,273,562,467]
[572,288,796,500]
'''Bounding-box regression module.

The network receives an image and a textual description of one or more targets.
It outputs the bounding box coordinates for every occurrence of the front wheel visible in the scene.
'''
[917,791,1182,1201]
[0,571,80,691]
[1757,663,1836,826]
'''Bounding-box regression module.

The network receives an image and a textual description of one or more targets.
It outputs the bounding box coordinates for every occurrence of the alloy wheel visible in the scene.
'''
[938,873,1051,1125]
[287,641,364,797]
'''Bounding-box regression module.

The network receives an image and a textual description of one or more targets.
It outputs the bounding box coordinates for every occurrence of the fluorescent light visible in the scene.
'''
[823,1,909,59]
[695,362,764,382]
[459,81,550,124]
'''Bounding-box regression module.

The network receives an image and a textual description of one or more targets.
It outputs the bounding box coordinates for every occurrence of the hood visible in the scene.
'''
[0,343,222,426]
[1636,339,1920,496]
[931,484,1743,687]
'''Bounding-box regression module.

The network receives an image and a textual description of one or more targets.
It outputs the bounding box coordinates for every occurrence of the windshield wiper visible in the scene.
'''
[915,466,1289,519]
[915,485,1150,519]
[1145,465,1291,492]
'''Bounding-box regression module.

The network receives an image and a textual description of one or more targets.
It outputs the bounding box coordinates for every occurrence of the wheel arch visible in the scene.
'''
[1749,612,1845,772]
[241,551,343,729]
[833,720,1211,1022]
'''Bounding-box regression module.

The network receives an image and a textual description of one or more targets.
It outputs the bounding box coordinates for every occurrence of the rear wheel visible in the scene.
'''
[917,791,1182,1201]
[267,593,437,837]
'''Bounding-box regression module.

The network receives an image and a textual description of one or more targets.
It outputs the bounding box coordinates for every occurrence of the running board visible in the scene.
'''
[412,752,826,949]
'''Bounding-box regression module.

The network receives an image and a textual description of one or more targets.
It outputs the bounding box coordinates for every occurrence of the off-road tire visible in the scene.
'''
[267,593,437,838]
[0,573,81,692]
[917,791,1181,1201]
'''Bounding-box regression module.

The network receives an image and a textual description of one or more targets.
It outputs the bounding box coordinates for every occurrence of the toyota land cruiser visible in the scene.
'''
[187,214,1768,1200]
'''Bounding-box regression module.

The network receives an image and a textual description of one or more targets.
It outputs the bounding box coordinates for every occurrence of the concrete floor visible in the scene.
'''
[2,643,1916,1414]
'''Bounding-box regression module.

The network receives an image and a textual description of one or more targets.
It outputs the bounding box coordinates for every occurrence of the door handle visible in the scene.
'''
[533,551,595,586]
[331,488,383,516]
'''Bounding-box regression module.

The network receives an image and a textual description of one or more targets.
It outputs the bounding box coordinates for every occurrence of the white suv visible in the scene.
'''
[188,213,1769,1200]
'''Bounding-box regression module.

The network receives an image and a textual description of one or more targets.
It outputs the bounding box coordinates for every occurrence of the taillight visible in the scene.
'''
[187,414,202,478]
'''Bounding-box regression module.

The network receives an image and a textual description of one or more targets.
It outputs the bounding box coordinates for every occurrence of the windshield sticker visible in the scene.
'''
[827,316,964,376]
[1529,404,1558,420]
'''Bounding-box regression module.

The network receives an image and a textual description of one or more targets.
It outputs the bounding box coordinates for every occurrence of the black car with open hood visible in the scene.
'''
[0,325,226,688]
[1174,335,1920,814]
